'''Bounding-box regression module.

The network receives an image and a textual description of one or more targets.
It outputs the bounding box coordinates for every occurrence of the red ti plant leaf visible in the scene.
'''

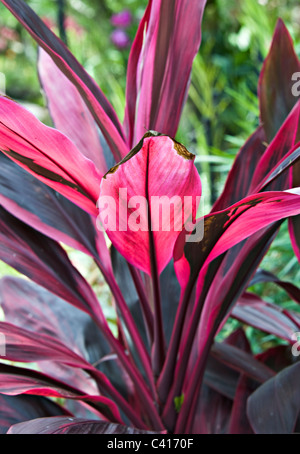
[7,417,159,434]
[0,153,112,267]
[0,206,105,323]
[161,190,300,432]
[232,292,300,343]
[213,100,300,214]
[0,276,129,397]
[250,269,300,303]
[212,126,267,212]
[99,132,201,375]
[124,0,207,146]
[249,102,300,193]
[258,19,300,259]
[247,362,300,434]
[0,322,149,427]
[229,376,256,434]
[0,364,123,425]
[0,96,102,216]
[0,394,71,434]
[99,132,201,276]
[190,385,233,435]
[38,48,108,177]
[174,190,300,291]
[258,19,300,142]
[0,0,128,162]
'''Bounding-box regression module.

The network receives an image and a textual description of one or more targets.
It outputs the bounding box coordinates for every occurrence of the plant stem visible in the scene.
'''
[145,147,165,378]
[93,316,163,431]
[150,244,166,378]
[88,367,148,429]
[99,263,157,398]
[174,330,215,433]
[127,262,154,343]
[157,280,194,402]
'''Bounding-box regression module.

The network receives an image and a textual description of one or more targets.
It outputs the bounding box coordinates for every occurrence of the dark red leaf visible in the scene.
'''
[0,153,110,262]
[0,206,105,323]
[247,362,300,434]
[124,0,206,146]
[0,96,101,216]
[232,292,300,342]
[0,363,122,423]
[258,19,300,141]
[212,127,266,212]
[38,48,108,176]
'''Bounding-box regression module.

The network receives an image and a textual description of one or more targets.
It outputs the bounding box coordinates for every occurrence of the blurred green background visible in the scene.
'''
[0,0,299,352]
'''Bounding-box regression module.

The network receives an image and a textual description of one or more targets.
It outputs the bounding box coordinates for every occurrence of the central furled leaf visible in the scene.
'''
[98,133,201,275]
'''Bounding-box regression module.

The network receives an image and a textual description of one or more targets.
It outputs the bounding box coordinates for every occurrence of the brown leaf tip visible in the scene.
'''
[173,140,195,160]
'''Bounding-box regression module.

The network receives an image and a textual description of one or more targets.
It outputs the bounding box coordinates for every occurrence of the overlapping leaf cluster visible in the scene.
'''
[0,0,299,434]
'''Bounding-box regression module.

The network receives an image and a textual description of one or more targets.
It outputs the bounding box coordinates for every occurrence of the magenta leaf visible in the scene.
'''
[210,343,275,384]
[124,0,207,146]
[249,102,300,193]
[0,277,105,359]
[0,364,122,423]
[258,19,300,141]
[213,102,300,214]
[175,190,300,289]
[0,96,101,216]
[38,48,108,176]
[0,318,133,422]
[0,277,129,397]
[258,19,300,261]
[232,293,300,342]
[0,320,101,369]
[0,0,128,162]
[250,269,300,302]
[99,133,201,275]
[170,190,300,432]
[212,126,267,212]
[7,417,158,434]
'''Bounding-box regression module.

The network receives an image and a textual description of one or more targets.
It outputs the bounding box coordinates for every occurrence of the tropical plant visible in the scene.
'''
[0,0,299,435]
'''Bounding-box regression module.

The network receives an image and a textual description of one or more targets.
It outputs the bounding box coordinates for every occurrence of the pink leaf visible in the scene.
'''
[124,0,207,146]
[0,96,101,215]
[98,133,201,275]
[38,48,108,176]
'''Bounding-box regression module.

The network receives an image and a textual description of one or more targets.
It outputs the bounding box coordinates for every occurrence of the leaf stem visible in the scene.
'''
[97,261,157,398]
[127,262,154,343]
[157,280,194,402]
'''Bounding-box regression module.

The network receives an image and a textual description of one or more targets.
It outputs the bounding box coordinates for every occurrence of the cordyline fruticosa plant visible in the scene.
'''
[0,0,299,435]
